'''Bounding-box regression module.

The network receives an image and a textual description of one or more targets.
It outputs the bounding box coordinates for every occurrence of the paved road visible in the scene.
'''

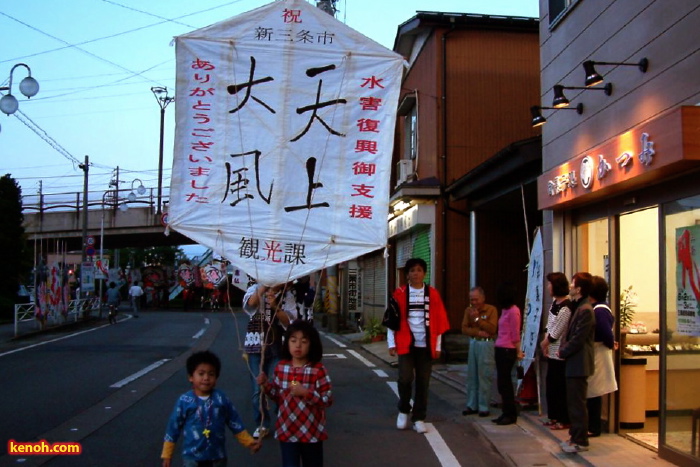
[0,310,507,467]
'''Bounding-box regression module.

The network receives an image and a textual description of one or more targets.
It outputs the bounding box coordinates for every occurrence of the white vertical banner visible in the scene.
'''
[168,0,404,286]
[521,229,544,377]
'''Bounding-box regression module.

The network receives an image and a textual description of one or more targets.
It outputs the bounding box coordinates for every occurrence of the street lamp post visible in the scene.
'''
[0,63,40,134]
[151,86,174,215]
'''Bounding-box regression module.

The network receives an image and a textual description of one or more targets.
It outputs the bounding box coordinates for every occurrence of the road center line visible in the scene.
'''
[424,423,461,467]
[319,332,346,348]
[192,328,206,339]
[346,349,375,367]
[110,359,171,388]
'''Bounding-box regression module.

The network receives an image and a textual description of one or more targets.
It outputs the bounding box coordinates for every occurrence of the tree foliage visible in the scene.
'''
[119,246,186,270]
[0,174,30,317]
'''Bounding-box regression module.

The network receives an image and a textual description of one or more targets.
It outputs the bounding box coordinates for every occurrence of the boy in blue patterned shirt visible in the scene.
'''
[161,350,261,467]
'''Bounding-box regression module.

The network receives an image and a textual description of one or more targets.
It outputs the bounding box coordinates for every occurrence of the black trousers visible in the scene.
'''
[397,346,432,421]
[566,376,589,446]
[587,396,602,436]
[495,347,518,419]
[546,358,569,423]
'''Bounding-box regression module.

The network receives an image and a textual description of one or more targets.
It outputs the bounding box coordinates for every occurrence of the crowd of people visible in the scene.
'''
[158,259,620,465]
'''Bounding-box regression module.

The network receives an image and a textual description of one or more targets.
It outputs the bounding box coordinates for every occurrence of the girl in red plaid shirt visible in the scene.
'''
[257,320,333,467]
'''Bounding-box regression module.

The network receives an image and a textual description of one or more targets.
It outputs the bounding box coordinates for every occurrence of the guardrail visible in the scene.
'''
[14,297,102,337]
[21,187,169,214]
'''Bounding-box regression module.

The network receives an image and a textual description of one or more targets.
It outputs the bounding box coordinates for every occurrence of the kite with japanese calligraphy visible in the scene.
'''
[168,0,404,285]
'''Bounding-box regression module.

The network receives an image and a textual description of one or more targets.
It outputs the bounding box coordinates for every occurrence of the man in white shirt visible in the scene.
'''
[128,281,144,317]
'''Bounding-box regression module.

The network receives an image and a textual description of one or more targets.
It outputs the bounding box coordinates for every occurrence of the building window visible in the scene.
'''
[549,0,579,26]
[405,106,417,160]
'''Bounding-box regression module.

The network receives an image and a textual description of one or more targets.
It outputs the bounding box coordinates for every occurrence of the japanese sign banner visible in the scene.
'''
[520,229,544,380]
[168,0,404,286]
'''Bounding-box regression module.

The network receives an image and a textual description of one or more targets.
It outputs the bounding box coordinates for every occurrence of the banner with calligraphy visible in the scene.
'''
[169,0,404,285]
[676,225,700,336]
[520,228,544,380]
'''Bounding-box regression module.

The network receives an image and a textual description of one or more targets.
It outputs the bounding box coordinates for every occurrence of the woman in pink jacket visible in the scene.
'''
[388,258,450,435]
[492,282,523,426]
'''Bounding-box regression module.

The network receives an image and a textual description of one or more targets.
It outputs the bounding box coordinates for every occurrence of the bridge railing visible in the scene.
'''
[14,297,102,337]
[21,187,169,215]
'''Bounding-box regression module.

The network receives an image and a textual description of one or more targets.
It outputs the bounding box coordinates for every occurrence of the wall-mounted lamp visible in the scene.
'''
[552,83,613,108]
[583,58,648,87]
[530,103,583,128]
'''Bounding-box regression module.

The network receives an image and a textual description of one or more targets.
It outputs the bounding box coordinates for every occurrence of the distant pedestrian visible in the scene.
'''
[388,258,450,434]
[461,286,498,418]
[161,350,260,467]
[492,282,523,426]
[559,272,595,453]
[540,272,573,430]
[128,281,144,318]
[106,281,120,324]
[586,276,618,437]
[257,320,333,467]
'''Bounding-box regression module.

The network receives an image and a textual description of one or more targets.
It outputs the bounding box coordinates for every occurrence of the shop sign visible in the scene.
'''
[546,132,654,198]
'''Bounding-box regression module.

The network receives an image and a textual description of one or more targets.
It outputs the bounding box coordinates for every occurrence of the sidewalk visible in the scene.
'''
[343,333,677,467]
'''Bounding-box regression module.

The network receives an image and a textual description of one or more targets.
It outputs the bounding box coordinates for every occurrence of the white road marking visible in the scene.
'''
[110,359,170,388]
[0,323,111,358]
[424,423,461,467]
[346,349,375,367]
[322,353,347,359]
[319,332,346,348]
[387,381,400,398]
[192,328,205,339]
[373,369,388,378]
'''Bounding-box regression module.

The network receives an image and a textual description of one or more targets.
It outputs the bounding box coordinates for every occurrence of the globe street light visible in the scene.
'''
[127,178,147,202]
[0,63,40,133]
[151,86,174,215]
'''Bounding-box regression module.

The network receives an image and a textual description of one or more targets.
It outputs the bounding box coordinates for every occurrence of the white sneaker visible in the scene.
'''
[413,420,428,434]
[396,412,409,430]
[253,427,269,439]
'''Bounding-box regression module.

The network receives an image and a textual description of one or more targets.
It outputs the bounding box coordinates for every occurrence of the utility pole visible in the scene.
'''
[79,155,89,299]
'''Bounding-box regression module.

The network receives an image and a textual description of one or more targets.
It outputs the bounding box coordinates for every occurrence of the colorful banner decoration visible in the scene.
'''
[168,0,404,285]
[676,225,700,336]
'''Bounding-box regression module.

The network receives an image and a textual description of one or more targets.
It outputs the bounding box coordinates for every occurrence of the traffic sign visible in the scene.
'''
[86,246,96,257]
[86,235,96,246]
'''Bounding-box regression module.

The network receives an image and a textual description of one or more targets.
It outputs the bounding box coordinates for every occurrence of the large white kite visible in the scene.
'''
[167,0,404,286]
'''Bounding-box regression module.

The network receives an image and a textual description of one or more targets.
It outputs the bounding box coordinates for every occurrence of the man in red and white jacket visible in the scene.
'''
[388,258,450,434]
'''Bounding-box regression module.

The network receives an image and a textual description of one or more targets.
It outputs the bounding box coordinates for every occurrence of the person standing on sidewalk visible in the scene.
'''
[461,286,498,418]
[128,281,144,318]
[586,275,617,438]
[492,282,523,426]
[558,272,595,453]
[540,272,572,431]
[388,258,450,434]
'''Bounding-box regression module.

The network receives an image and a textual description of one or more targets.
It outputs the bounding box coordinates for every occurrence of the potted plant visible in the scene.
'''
[619,285,637,353]
[364,315,386,342]
[619,285,638,332]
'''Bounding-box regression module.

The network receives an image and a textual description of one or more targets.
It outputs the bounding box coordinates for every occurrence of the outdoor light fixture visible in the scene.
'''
[552,83,613,108]
[151,86,175,215]
[530,103,584,128]
[0,63,40,120]
[127,178,147,202]
[583,58,648,87]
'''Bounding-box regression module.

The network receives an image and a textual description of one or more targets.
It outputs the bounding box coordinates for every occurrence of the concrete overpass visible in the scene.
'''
[22,191,195,253]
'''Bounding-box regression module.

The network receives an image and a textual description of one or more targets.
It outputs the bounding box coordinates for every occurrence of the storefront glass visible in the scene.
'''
[662,194,700,460]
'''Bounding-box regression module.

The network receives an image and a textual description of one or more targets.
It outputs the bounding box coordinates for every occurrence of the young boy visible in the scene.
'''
[162,350,261,467]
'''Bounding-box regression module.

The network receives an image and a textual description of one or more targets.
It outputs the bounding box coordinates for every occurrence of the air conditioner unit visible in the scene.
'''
[396,160,413,186]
